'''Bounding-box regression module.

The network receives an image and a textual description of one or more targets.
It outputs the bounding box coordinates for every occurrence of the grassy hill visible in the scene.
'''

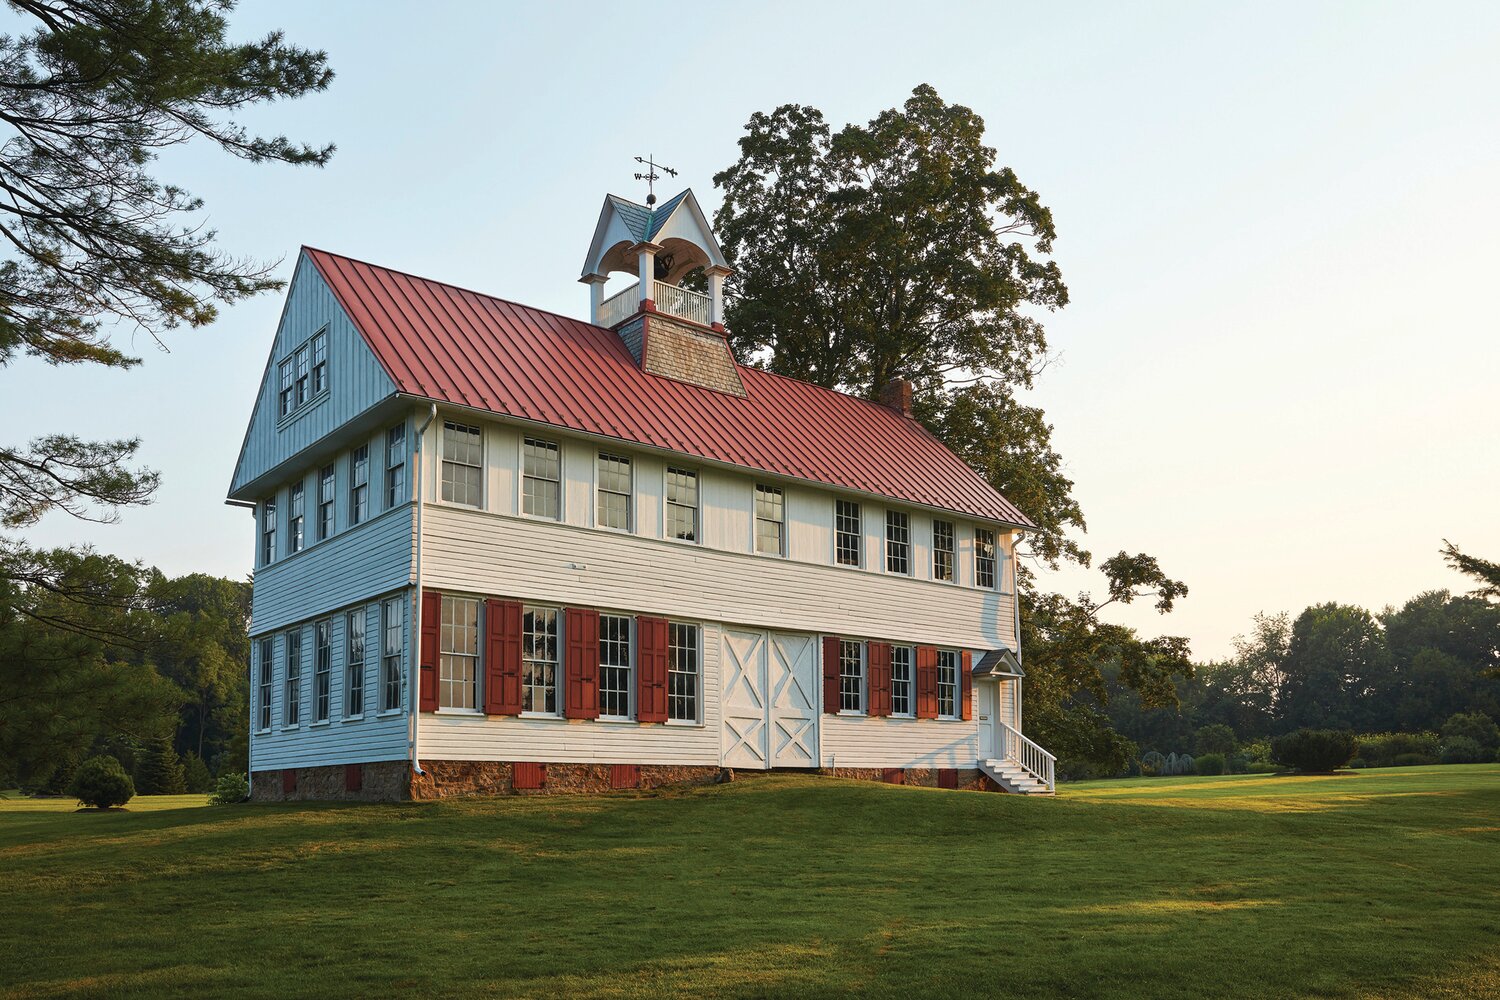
[2,766,1497,999]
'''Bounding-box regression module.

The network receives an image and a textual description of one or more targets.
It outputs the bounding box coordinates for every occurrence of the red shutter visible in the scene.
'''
[513,762,545,790]
[484,599,523,716]
[822,635,841,714]
[868,642,892,718]
[564,607,601,719]
[610,764,641,789]
[419,590,440,712]
[345,763,363,792]
[916,645,939,719]
[636,616,668,723]
[961,649,974,721]
[938,767,958,789]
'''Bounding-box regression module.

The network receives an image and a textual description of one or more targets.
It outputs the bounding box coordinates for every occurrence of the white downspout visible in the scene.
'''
[408,402,438,777]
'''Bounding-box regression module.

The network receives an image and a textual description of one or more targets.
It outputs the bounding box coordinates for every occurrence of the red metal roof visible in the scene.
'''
[305,247,1034,528]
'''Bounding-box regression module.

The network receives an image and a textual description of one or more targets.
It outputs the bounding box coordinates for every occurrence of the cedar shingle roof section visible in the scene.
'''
[305,247,1035,528]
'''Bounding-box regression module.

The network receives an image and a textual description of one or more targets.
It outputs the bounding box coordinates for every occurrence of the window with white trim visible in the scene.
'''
[310,331,327,396]
[666,468,698,542]
[839,640,864,713]
[345,609,365,718]
[276,330,327,419]
[349,445,369,525]
[891,646,913,717]
[933,519,955,582]
[599,614,632,719]
[441,422,482,507]
[522,606,559,714]
[835,499,862,567]
[318,464,335,541]
[597,452,632,530]
[440,595,479,709]
[385,424,407,509]
[288,481,305,553]
[381,597,403,712]
[522,437,560,519]
[314,619,332,722]
[976,528,997,589]
[668,622,700,722]
[754,484,784,555]
[283,628,302,727]
[278,359,294,418]
[937,649,959,718]
[260,498,276,565]
[886,510,910,575]
[257,638,273,731]
[294,343,310,408]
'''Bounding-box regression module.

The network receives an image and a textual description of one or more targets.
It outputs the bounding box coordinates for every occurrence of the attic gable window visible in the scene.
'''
[440,422,482,507]
[933,519,955,582]
[276,329,328,422]
[310,332,327,395]
[835,500,862,567]
[666,468,698,542]
[522,437,561,519]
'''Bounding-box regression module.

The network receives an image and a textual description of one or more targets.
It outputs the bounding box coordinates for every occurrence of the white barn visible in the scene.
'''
[228,190,1055,800]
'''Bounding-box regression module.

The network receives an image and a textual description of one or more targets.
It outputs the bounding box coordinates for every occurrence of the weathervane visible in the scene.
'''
[633,154,677,206]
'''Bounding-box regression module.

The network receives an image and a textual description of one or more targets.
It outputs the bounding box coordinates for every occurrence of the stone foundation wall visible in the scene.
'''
[819,766,996,792]
[252,760,411,803]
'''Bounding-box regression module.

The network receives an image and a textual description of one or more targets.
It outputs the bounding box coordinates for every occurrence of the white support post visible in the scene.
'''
[706,265,730,328]
[581,273,608,325]
[636,244,657,306]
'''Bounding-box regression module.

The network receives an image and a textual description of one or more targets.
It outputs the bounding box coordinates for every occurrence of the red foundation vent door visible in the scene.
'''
[282,768,297,794]
[937,768,959,789]
[882,768,905,785]
[610,764,641,789]
[345,763,363,792]
[513,762,545,790]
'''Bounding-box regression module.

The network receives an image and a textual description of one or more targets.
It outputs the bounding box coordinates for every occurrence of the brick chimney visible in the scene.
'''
[878,378,914,417]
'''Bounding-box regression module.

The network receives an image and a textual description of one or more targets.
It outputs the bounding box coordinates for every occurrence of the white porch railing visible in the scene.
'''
[1000,721,1056,792]
[652,279,712,327]
[598,284,640,329]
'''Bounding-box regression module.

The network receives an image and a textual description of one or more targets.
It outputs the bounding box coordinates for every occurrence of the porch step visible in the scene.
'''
[980,759,1054,796]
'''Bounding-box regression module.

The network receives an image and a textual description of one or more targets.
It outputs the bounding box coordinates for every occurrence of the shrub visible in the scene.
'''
[1356,732,1440,768]
[1391,752,1436,767]
[1271,729,1357,773]
[1440,737,1486,765]
[1195,753,1226,776]
[1227,752,1250,774]
[1175,753,1195,776]
[1139,751,1166,777]
[1348,757,1368,769]
[1246,761,1281,774]
[67,756,135,809]
[1242,738,1273,763]
[182,752,213,793]
[1194,724,1238,756]
[1441,713,1500,753]
[209,772,250,805]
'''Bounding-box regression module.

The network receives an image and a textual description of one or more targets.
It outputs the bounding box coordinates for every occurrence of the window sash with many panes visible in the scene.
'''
[839,640,864,713]
[284,629,301,727]
[385,424,406,509]
[599,614,632,718]
[522,606,558,713]
[349,445,369,525]
[754,484,784,555]
[886,510,910,574]
[310,331,327,395]
[261,498,276,565]
[346,609,365,718]
[440,596,479,709]
[288,481,305,553]
[314,619,332,722]
[318,465,335,540]
[937,649,958,718]
[381,598,402,712]
[835,499,862,566]
[522,438,560,519]
[597,453,632,530]
[278,359,295,417]
[257,638,273,731]
[294,344,309,408]
[666,468,698,542]
[668,622,699,722]
[975,528,997,589]
[441,422,482,507]
[891,646,913,716]
[932,519,955,582]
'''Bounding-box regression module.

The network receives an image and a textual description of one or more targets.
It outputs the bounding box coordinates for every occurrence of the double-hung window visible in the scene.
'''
[349,445,369,525]
[668,622,700,723]
[440,596,479,710]
[666,468,698,542]
[937,650,959,718]
[288,481,305,554]
[385,424,407,508]
[597,453,632,530]
[294,344,310,408]
[522,606,559,714]
[345,609,365,718]
[314,619,332,723]
[257,638,273,731]
[975,528,997,589]
[891,646,914,717]
[886,510,910,574]
[278,360,294,418]
[261,498,277,565]
[754,484,784,555]
[933,519,955,582]
[318,465,335,541]
[839,640,864,713]
[835,499,862,567]
[381,597,403,713]
[310,331,327,396]
[522,437,561,519]
[441,422,483,506]
[599,614,632,719]
[284,628,302,727]
[277,332,327,419]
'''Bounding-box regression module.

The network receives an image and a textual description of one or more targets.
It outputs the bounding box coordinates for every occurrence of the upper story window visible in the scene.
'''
[937,649,958,718]
[288,481,305,554]
[439,595,479,710]
[891,646,913,717]
[886,510,910,575]
[754,485,784,556]
[932,519,955,582]
[597,453,632,531]
[385,423,407,509]
[260,498,276,565]
[522,437,561,519]
[666,468,698,542]
[839,640,864,713]
[975,528,997,589]
[349,445,369,526]
[314,619,332,723]
[599,613,632,719]
[346,608,365,719]
[310,332,327,395]
[277,329,327,420]
[522,606,559,714]
[278,360,294,418]
[381,597,403,713]
[668,622,700,723]
[318,464,335,541]
[441,422,483,507]
[835,499,862,567]
[257,638,273,732]
[284,628,302,728]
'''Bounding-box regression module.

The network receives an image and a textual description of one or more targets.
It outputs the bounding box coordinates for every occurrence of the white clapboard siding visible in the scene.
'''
[820,715,979,769]
[418,624,722,764]
[421,506,1013,650]
[230,252,398,497]
[251,504,413,635]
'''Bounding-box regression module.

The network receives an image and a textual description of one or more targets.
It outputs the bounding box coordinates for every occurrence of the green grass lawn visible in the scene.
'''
[2,766,1497,999]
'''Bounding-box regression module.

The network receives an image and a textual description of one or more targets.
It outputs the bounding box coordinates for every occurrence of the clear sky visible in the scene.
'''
[4,2,1497,660]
